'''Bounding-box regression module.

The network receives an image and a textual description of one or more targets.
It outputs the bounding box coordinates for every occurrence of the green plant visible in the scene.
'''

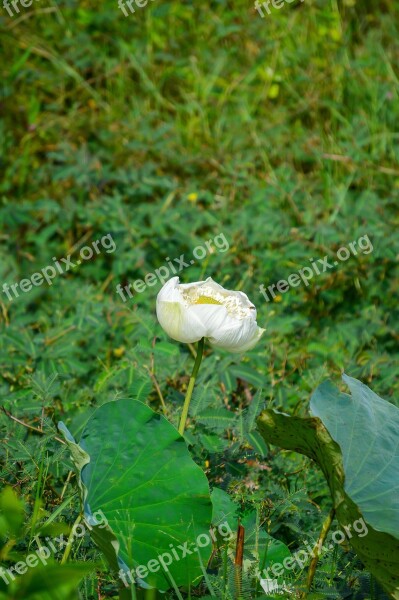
[59,399,214,593]
[257,375,399,598]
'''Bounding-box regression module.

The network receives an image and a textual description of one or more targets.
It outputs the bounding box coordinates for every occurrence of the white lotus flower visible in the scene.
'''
[156,277,265,353]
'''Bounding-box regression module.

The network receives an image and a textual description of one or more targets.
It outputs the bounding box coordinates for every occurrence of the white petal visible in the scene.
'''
[186,304,229,333]
[156,300,207,343]
[156,276,265,353]
[178,276,212,292]
[209,316,265,353]
[156,276,185,305]
[156,278,212,343]
[188,303,264,353]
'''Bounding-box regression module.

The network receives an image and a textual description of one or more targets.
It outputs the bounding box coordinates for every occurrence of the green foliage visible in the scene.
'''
[312,374,399,540]
[0,487,95,600]
[257,375,399,598]
[209,488,291,599]
[1,0,399,597]
[59,399,213,590]
[0,564,97,600]
[0,487,25,540]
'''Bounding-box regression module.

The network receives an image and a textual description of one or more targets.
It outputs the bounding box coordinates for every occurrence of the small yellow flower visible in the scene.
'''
[113,346,125,358]
[330,28,342,42]
[268,84,280,99]
[187,193,198,203]
[274,295,283,303]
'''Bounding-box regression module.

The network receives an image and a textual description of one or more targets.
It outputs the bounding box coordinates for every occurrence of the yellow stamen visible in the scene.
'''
[194,296,222,306]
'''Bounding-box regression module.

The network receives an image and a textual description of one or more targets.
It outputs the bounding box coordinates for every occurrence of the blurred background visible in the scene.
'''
[0,0,398,598]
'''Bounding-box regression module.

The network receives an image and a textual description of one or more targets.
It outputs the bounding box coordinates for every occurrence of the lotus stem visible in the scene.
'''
[178,337,205,435]
[306,508,335,593]
[61,514,82,564]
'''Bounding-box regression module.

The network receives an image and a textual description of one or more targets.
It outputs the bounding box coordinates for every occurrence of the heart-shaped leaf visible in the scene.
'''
[257,375,399,599]
[59,399,213,591]
[311,374,399,540]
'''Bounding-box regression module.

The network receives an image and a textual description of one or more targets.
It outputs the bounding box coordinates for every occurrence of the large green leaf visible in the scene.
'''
[257,375,399,599]
[311,374,399,541]
[59,399,213,591]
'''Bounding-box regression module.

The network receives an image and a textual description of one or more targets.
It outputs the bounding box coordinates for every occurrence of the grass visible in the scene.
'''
[1,0,399,598]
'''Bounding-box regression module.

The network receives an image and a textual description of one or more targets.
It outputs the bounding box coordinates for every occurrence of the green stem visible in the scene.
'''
[178,338,205,436]
[306,508,335,593]
[61,514,82,564]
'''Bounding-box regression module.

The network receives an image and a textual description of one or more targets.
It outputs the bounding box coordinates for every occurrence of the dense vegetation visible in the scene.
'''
[1,0,398,598]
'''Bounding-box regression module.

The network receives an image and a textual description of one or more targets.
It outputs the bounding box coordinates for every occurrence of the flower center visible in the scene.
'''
[193,296,223,305]
[181,285,255,319]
